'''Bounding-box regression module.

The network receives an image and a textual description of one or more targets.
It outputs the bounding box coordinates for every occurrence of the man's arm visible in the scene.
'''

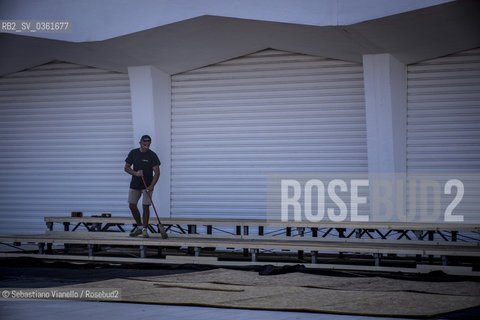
[124,162,143,177]
[147,165,160,192]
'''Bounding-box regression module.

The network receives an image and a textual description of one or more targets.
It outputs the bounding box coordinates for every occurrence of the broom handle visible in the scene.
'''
[141,176,164,227]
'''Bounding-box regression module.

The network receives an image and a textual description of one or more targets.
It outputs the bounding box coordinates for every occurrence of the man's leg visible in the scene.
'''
[129,203,143,226]
[128,189,143,231]
[142,204,150,229]
[140,190,152,238]
[129,203,143,237]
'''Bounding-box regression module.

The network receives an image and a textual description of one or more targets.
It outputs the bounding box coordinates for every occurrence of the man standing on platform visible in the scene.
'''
[124,135,161,238]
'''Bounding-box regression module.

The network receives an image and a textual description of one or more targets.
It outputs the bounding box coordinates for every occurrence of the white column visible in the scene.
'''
[363,54,406,222]
[128,66,171,217]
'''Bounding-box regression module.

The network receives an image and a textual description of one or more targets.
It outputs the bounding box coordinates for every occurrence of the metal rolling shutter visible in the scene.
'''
[407,48,480,223]
[407,48,480,172]
[171,49,368,219]
[0,61,133,234]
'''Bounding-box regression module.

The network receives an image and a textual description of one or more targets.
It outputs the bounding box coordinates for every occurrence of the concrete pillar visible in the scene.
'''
[128,66,171,217]
[363,54,407,222]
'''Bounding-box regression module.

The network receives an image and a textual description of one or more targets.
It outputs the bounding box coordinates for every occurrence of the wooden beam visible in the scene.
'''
[1,234,478,257]
[44,217,480,231]
[0,252,477,276]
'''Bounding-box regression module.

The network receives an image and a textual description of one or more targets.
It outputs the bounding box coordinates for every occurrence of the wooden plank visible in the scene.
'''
[164,255,218,263]
[44,216,480,231]
[415,264,476,276]
[1,234,479,257]
[0,252,479,277]
[43,231,480,247]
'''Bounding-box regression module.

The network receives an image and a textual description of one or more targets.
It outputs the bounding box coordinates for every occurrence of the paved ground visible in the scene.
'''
[0,300,417,320]
[1,258,478,320]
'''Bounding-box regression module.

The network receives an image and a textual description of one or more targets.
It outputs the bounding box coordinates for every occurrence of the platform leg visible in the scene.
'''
[311,228,319,263]
[451,231,457,242]
[258,226,264,236]
[374,253,381,267]
[37,243,45,255]
[188,225,197,234]
[157,247,164,258]
[251,249,258,262]
[194,247,200,258]
[204,225,216,251]
[311,251,318,264]
[187,225,197,254]
[140,245,146,258]
[428,231,434,264]
[243,226,249,256]
[45,226,53,251]
[337,229,345,258]
[442,255,449,266]
[414,230,423,261]
[298,227,304,260]
[88,244,94,257]
[415,254,423,263]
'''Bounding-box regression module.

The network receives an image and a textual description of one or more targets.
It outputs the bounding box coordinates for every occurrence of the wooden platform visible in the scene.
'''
[1,231,480,273]
[44,216,480,241]
[1,216,478,275]
[45,216,480,230]
[3,232,480,254]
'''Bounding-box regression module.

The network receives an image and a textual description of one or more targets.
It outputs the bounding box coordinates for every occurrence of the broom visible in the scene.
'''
[141,176,168,239]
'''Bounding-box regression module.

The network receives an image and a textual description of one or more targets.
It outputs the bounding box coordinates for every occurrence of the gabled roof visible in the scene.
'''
[0,1,479,77]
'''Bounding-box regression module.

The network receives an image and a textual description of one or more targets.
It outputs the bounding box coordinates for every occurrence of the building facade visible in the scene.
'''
[0,0,479,234]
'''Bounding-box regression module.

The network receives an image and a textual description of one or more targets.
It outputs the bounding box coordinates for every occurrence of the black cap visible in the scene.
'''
[140,135,152,142]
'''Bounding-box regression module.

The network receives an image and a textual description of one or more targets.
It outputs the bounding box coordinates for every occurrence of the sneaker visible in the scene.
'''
[129,227,142,237]
[142,229,150,238]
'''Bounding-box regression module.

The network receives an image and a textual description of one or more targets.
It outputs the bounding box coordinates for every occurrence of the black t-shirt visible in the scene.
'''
[125,148,161,190]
